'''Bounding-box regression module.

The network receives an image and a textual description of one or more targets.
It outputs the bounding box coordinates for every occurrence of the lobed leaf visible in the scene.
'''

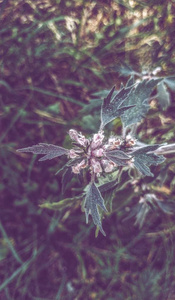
[131,145,165,177]
[17,143,69,161]
[84,182,107,236]
[100,84,134,128]
[121,78,162,127]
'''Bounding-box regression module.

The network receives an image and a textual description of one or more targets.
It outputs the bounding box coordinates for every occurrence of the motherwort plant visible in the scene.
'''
[17,72,175,236]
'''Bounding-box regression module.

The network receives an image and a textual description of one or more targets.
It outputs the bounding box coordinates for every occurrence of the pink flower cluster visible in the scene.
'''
[68,129,135,177]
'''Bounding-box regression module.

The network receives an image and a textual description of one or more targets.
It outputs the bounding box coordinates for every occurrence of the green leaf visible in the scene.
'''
[106,149,131,166]
[0,80,12,92]
[121,78,162,127]
[17,143,69,161]
[156,201,175,215]
[157,82,170,110]
[126,75,135,87]
[135,202,150,228]
[84,182,107,236]
[99,179,118,193]
[46,103,60,114]
[39,196,81,210]
[100,85,134,128]
[164,76,175,91]
[131,145,165,177]
[108,62,138,77]
[123,201,150,228]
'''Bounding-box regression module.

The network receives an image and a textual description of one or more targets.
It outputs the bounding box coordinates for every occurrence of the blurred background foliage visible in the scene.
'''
[0,0,175,299]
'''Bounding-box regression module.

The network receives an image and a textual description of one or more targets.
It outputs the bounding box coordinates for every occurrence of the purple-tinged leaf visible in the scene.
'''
[84,182,107,236]
[17,143,69,161]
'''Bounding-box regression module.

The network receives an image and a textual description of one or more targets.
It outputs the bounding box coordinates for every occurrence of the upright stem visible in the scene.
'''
[122,125,127,139]
[130,124,138,137]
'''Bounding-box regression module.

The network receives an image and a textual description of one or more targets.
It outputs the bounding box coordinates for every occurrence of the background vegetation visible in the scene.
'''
[0,0,175,299]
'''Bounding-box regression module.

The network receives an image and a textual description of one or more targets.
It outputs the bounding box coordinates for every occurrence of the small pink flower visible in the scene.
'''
[91,158,102,174]
[92,148,104,157]
[125,134,136,147]
[91,131,104,149]
[69,129,89,147]
[69,149,79,159]
[101,159,116,173]
[72,159,86,174]
[69,129,79,141]
[105,136,121,150]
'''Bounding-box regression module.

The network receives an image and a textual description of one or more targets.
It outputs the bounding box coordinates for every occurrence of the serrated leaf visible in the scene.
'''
[126,75,135,87]
[98,179,118,193]
[106,149,131,159]
[164,76,175,91]
[106,150,130,166]
[157,81,170,110]
[84,182,107,236]
[100,84,134,128]
[121,78,162,127]
[17,143,68,161]
[61,167,73,194]
[131,145,165,177]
